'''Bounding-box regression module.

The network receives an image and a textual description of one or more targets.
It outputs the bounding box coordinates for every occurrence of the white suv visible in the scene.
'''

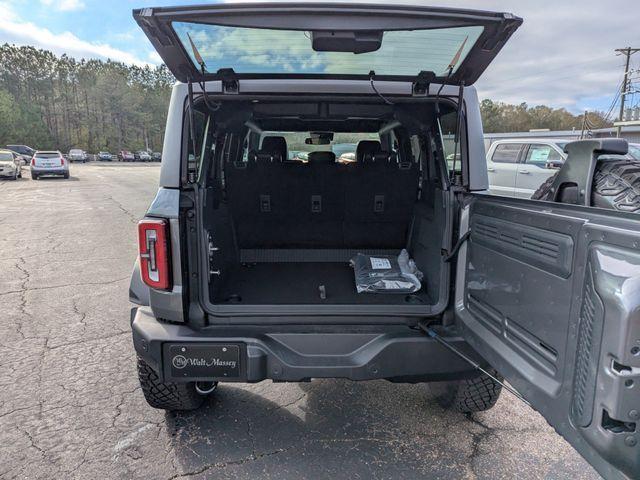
[486,139,567,198]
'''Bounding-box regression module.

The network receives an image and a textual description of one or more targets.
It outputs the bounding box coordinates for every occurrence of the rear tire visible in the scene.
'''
[64,172,70,179]
[531,159,640,212]
[31,173,38,180]
[430,369,503,413]
[137,356,206,411]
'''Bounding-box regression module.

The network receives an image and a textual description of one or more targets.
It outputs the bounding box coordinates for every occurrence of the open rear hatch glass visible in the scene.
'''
[134,3,521,85]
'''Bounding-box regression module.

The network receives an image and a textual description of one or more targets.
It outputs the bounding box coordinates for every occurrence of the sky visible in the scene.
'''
[1,0,638,114]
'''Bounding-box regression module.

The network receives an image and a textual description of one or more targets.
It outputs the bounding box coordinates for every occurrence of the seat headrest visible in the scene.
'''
[308,151,336,165]
[260,136,287,161]
[356,140,382,163]
[249,149,283,163]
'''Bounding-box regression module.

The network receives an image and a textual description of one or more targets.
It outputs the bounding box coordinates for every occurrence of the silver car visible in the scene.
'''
[0,149,22,180]
[68,149,87,163]
[30,151,69,180]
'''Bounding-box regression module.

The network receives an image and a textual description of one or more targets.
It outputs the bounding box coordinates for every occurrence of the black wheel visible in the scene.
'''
[137,356,206,411]
[31,173,38,180]
[531,159,640,212]
[430,369,503,413]
[64,173,70,179]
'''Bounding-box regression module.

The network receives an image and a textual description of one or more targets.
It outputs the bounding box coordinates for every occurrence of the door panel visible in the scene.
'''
[456,195,640,480]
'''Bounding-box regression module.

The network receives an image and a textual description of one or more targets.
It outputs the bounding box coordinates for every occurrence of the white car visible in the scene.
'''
[30,151,69,180]
[68,149,87,163]
[486,139,567,198]
[0,149,22,180]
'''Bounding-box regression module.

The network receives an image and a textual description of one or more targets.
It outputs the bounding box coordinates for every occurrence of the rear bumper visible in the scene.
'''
[31,167,67,175]
[131,307,482,383]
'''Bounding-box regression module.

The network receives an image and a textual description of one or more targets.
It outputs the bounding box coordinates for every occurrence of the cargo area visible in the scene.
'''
[195,99,458,317]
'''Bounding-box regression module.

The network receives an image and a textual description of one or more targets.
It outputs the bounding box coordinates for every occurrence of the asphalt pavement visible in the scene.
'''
[0,163,601,479]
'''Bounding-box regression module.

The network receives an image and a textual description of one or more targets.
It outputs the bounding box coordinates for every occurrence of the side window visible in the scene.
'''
[185,110,209,183]
[491,143,522,163]
[438,110,465,176]
[525,144,563,167]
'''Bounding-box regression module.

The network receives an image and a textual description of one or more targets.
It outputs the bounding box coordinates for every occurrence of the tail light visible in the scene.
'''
[138,219,171,290]
[60,156,65,165]
[31,156,35,166]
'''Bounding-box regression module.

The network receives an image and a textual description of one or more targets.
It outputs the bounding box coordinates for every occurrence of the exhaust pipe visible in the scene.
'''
[195,381,218,395]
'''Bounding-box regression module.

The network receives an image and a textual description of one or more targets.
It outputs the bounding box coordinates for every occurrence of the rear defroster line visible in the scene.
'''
[420,324,531,407]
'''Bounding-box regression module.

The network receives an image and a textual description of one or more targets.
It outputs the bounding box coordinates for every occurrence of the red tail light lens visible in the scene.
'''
[138,219,171,290]
[31,156,35,166]
[60,157,65,165]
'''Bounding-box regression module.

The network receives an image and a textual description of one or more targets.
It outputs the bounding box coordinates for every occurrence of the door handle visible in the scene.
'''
[519,170,530,174]
[487,167,495,172]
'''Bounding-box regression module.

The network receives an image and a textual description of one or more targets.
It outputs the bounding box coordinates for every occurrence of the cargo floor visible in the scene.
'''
[213,262,431,305]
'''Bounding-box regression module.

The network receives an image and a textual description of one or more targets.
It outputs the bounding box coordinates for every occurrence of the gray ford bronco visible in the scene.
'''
[130,4,640,478]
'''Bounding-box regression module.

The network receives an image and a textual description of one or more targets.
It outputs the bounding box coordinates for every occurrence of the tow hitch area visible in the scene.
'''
[164,344,241,380]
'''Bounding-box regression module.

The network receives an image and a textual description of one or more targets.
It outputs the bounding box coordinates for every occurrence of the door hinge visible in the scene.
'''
[413,71,436,96]
[217,68,239,94]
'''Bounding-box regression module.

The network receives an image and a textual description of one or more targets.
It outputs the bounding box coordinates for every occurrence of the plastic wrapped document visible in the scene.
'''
[350,249,423,294]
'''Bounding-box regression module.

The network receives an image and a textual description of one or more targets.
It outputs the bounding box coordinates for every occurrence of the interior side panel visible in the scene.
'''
[457,195,640,479]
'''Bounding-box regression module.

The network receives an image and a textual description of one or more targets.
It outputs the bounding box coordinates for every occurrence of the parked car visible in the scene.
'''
[138,151,152,162]
[30,150,69,179]
[129,5,639,478]
[485,139,567,198]
[97,151,113,161]
[68,149,88,163]
[0,149,22,180]
[118,150,135,162]
[152,152,162,162]
[6,144,36,164]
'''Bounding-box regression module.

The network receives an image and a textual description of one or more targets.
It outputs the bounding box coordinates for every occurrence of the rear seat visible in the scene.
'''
[344,141,417,247]
[228,138,418,249]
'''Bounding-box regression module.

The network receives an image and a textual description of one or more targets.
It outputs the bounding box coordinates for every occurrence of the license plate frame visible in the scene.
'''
[164,343,243,381]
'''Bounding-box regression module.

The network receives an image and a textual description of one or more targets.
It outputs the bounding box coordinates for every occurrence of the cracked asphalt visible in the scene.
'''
[0,163,601,479]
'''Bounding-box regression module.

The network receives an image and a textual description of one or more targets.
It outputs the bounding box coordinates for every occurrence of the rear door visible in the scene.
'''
[515,143,565,199]
[456,195,640,479]
[134,3,521,85]
[486,142,524,197]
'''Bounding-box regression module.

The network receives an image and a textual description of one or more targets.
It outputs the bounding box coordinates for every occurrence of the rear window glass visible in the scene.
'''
[491,144,522,163]
[0,152,13,161]
[35,153,60,158]
[258,132,379,162]
[173,22,483,77]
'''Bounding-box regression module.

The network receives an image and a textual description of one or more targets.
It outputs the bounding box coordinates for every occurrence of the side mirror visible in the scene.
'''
[546,160,563,170]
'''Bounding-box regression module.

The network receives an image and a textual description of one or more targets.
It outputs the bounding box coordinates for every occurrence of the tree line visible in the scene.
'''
[480,99,611,134]
[0,44,612,152]
[0,44,173,153]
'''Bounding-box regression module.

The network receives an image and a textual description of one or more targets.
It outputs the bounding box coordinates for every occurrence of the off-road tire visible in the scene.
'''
[431,369,503,413]
[137,356,204,411]
[532,159,640,212]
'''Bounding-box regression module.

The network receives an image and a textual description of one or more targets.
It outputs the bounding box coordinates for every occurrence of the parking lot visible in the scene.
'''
[0,163,600,479]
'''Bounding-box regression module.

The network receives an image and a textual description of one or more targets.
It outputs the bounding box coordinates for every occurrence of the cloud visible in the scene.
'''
[40,0,85,12]
[0,1,152,66]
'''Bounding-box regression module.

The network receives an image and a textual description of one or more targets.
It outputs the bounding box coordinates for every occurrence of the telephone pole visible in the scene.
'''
[615,47,640,137]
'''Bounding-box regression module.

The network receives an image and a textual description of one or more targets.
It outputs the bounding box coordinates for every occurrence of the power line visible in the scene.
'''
[615,47,640,136]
